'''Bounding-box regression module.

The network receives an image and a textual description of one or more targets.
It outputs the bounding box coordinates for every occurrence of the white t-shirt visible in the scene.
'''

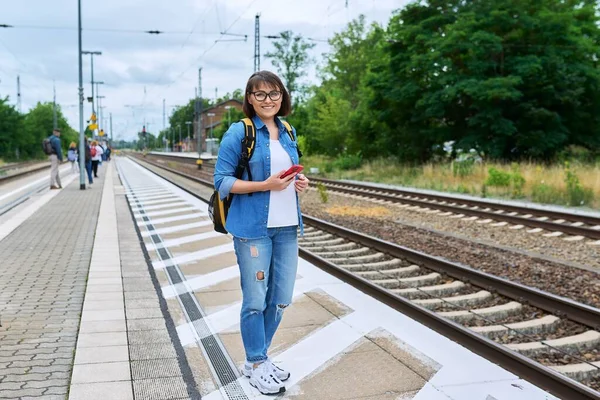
[267,139,299,228]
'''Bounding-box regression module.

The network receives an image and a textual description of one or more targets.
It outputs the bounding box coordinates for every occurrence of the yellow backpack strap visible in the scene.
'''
[281,120,294,142]
[241,118,256,161]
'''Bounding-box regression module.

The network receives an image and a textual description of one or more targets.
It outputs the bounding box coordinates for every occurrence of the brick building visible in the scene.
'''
[198,99,243,153]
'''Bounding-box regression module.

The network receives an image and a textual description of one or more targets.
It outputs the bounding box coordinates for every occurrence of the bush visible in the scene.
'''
[485,167,511,187]
[531,183,564,205]
[316,182,328,203]
[333,154,362,171]
[452,159,474,177]
[510,163,526,198]
[564,162,594,206]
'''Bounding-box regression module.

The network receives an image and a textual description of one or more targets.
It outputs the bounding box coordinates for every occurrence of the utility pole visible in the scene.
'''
[254,14,260,72]
[78,0,86,189]
[82,50,102,136]
[109,112,113,141]
[162,98,166,131]
[53,82,57,129]
[196,67,203,155]
[215,87,218,103]
[95,82,104,132]
[16,75,21,112]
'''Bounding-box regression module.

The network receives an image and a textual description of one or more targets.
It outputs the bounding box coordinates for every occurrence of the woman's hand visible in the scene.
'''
[295,173,309,193]
[264,170,297,191]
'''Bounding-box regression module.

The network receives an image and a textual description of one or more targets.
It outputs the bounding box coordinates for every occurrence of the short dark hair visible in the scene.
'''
[53,128,61,134]
[242,71,291,118]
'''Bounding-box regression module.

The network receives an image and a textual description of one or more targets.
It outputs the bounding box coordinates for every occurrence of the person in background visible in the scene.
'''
[49,129,63,190]
[85,138,93,185]
[105,145,112,161]
[67,142,79,173]
[90,140,104,178]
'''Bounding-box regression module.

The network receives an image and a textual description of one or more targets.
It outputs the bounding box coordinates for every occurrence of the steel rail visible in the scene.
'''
[310,177,600,239]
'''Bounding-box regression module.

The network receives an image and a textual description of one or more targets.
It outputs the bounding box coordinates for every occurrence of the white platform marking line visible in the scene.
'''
[140,212,206,226]
[127,193,177,201]
[134,206,198,218]
[130,201,188,212]
[131,198,184,207]
[152,242,234,269]
[126,188,169,196]
[126,186,165,192]
[162,264,240,299]
[0,172,78,243]
[148,230,224,252]
[0,165,71,202]
[140,220,212,237]
[123,157,210,214]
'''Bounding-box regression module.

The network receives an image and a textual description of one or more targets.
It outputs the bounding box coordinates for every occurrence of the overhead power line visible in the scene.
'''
[0,23,228,36]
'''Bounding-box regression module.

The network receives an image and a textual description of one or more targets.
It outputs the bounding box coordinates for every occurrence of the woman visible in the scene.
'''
[214,71,309,395]
[67,142,78,173]
[90,140,104,178]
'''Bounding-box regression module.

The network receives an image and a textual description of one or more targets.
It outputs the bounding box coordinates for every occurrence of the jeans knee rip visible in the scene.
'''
[250,245,259,258]
[256,271,265,281]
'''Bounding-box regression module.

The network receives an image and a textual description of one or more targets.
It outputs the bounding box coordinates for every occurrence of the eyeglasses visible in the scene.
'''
[249,90,282,102]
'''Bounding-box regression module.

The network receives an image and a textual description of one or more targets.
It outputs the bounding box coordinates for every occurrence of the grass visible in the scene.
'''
[302,155,600,210]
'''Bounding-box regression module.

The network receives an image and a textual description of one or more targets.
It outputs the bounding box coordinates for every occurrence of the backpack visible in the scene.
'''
[42,137,54,155]
[209,118,300,234]
[90,146,97,157]
[67,149,77,161]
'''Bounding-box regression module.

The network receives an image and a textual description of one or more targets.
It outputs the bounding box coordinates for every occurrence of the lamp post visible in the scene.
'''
[185,121,192,152]
[81,50,102,127]
[95,81,104,132]
[224,105,232,127]
[77,0,85,189]
[207,112,215,139]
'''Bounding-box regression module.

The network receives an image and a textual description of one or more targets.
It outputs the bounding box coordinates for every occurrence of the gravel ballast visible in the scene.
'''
[301,190,600,309]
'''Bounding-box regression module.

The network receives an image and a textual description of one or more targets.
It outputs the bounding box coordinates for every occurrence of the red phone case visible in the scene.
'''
[281,164,304,179]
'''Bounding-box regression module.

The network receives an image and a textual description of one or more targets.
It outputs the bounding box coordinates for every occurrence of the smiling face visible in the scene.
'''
[248,82,283,122]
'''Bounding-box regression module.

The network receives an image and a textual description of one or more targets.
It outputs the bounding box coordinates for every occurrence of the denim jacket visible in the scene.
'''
[214,115,304,239]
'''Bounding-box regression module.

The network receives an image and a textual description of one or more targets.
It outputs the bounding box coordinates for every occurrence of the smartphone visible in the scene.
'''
[280,164,304,179]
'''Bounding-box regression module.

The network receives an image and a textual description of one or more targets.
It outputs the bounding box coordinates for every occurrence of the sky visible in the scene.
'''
[0,0,410,141]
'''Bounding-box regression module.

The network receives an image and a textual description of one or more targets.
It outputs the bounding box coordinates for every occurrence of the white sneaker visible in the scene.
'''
[242,359,291,381]
[248,361,286,395]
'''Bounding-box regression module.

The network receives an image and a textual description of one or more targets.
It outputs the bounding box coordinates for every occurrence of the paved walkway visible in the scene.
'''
[0,172,104,399]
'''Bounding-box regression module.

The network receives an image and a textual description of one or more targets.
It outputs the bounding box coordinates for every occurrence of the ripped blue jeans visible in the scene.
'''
[233,226,298,363]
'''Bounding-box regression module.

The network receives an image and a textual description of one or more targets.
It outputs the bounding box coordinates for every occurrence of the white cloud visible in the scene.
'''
[0,0,410,140]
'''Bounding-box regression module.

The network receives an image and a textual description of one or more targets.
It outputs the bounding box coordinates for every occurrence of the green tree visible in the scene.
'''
[21,102,78,159]
[0,96,23,160]
[374,0,600,161]
[302,16,387,157]
[264,31,316,105]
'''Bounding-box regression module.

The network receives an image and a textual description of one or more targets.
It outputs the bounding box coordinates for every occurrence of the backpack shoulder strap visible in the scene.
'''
[281,120,303,159]
[237,118,256,186]
[281,120,294,142]
[241,118,256,162]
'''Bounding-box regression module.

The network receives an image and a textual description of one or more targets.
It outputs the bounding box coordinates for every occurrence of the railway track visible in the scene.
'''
[0,161,51,184]
[128,154,600,399]
[309,177,600,242]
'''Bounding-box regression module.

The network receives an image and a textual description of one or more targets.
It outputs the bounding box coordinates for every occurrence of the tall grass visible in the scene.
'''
[302,155,600,209]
